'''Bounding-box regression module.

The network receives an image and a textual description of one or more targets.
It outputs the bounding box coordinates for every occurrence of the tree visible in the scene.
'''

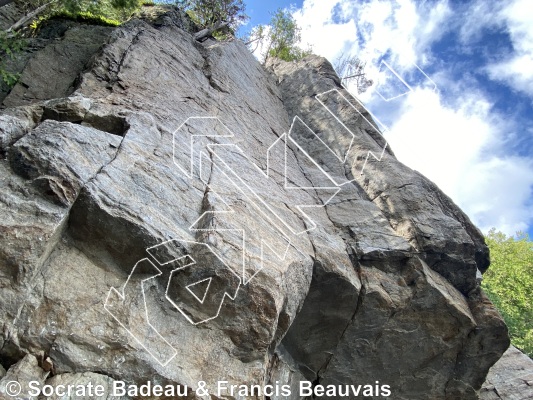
[246,8,312,64]
[333,53,373,94]
[184,0,247,40]
[188,0,246,30]
[482,229,533,357]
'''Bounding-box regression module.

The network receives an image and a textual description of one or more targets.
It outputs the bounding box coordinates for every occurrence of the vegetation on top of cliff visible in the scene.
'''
[245,8,312,64]
[0,0,146,86]
[0,0,251,85]
[243,9,372,92]
[185,0,247,39]
[483,229,533,357]
[1,0,366,89]
[29,10,122,30]
[147,0,248,40]
[5,0,145,27]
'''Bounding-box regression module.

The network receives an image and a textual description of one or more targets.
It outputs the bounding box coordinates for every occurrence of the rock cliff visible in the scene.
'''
[480,346,533,399]
[0,5,520,400]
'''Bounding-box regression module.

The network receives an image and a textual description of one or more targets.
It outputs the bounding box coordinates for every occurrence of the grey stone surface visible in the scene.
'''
[2,23,113,108]
[0,354,48,399]
[269,56,507,398]
[0,6,514,400]
[41,372,130,400]
[0,111,36,157]
[480,346,533,400]
[0,3,20,30]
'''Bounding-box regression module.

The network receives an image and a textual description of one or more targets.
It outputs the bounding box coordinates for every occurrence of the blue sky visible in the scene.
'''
[244,0,301,25]
[241,0,533,238]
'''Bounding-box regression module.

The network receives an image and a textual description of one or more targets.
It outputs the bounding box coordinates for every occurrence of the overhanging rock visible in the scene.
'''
[0,6,511,400]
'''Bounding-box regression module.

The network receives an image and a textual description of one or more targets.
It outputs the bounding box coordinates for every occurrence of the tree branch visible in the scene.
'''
[343,73,365,79]
[194,20,229,41]
[244,36,261,46]
[6,1,55,33]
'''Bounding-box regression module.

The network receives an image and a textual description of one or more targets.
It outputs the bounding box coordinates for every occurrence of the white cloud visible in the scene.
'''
[247,24,272,63]
[484,0,533,97]
[457,0,505,44]
[458,156,533,234]
[293,0,533,235]
[294,0,451,67]
[293,0,358,61]
[384,88,492,198]
[384,88,533,235]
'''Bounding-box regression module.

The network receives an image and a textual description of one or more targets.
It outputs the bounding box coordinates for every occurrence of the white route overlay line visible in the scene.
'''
[188,207,290,285]
[272,131,341,231]
[162,240,241,326]
[337,59,437,176]
[173,116,234,180]
[104,258,178,367]
[207,141,340,236]
[313,87,389,179]
[373,60,437,102]
[189,150,294,285]
[105,61,436,364]
[185,277,212,304]
[105,239,242,365]
[172,117,337,285]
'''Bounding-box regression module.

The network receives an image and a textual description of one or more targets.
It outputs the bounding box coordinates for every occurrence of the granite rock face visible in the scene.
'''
[0,2,114,106]
[480,346,533,400]
[0,6,512,400]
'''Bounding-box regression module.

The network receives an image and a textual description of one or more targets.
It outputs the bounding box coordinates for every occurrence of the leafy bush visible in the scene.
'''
[482,229,533,357]
[59,0,144,20]
[25,0,144,31]
[0,31,25,86]
[49,10,122,26]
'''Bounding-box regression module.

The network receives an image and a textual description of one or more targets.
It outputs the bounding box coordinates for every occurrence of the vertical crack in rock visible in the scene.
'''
[0,6,516,399]
[109,28,145,87]
[198,43,230,94]
[269,55,510,398]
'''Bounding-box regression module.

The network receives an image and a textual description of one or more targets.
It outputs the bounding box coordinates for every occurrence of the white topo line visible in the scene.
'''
[104,59,436,365]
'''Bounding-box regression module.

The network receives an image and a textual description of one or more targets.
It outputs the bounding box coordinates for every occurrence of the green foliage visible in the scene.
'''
[1,0,147,87]
[51,10,121,26]
[185,0,247,33]
[273,43,312,62]
[482,229,533,357]
[0,31,25,56]
[23,0,144,29]
[0,67,20,87]
[0,31,25,87]
[268,9,303,61]
[246,8,312,63]
[55,0,143,22]
[30,10,122,30]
